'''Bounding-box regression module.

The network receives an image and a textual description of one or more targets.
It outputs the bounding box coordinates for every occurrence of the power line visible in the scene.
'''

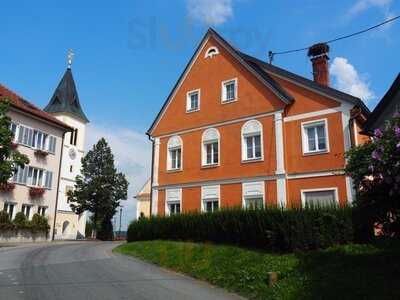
[269,15,400,63]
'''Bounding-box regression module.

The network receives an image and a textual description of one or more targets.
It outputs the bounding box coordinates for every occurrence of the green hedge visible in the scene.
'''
[0,211,50,234]
[127,207,354,252]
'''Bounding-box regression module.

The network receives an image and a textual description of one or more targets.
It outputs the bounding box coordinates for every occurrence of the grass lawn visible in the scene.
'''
[114,240,400,300]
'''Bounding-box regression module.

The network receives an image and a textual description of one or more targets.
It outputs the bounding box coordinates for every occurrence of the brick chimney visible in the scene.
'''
[307,43,330,86]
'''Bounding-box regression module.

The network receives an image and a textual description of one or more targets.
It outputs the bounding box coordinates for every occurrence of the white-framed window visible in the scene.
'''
[204,46,219,58]
[301,119,329,154]
[242,181,265,209]
[165,188,182,215]
[241,120,263,161]
[202,128,220,166]
[12,166,53,189]
[301,188,338,208]
[167,136,183,171]
[32,130,48,151]
[15,124,56,153]
[221,78,237,102]
[9,122,18,141]
[3,202,15,220]
[38,206,47,216]
[201,185,220,212]
[186,89,200,112]
[22,204,32,219]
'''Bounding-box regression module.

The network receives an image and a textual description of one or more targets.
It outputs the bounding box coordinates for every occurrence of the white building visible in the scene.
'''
[0,84,72,238]
[135,179,151,219]
[44,66,89,240]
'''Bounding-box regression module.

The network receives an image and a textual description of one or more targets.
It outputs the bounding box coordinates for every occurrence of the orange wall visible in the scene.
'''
[287,175,348,207]
[157,189,166,216]
[221,183,242,207]
[158,115,277,186]
[272,75,341,116]
[284,112,346,173]
[182,187,201,213]
[152,37,285,137]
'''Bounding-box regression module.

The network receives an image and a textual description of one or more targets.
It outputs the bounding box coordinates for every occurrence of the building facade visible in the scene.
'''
[135,179,151,219]
[147,29,370,216]
[364,73,400,134]
[44,67,89,239]
[0,84,72,238]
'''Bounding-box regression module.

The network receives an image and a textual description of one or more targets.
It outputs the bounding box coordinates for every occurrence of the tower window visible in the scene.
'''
[70,128,78,146]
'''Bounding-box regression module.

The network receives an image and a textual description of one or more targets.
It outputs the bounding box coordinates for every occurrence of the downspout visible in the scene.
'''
[146,133,155,216]
[52,131,67,241]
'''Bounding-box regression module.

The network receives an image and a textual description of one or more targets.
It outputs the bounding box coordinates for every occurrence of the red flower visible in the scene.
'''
[0,182,16,192]
[29,187,45,198]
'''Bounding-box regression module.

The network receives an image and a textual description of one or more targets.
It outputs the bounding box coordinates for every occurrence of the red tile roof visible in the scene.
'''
[0,84,72,130]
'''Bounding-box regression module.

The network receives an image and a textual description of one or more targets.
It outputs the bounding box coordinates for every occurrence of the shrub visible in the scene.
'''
[30,213,50,233]
[13,212,27,227]
[346,110,400,237]
[127,206,354,252]
[0,210,10,224]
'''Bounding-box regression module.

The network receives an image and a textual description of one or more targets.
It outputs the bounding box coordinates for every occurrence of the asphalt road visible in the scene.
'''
[0,241,241,300]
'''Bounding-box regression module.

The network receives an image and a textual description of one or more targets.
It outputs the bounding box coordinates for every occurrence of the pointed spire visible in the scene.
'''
[44,68,89,123]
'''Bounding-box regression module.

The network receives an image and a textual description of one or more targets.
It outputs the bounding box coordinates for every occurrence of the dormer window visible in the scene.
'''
[222,78,237,103]
[186,89,200,112]
[204,47,219,58]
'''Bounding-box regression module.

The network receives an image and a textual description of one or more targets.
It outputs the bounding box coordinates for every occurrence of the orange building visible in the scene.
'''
[147,29,369,216]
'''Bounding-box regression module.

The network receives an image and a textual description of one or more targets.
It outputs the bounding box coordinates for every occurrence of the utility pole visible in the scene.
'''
[118,206,123,238]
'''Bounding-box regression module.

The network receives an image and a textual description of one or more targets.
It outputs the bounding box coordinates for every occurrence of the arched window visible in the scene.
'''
[204,46,220,58]
[241,120,263,161]
[167,135,183,170]
[62,221,70,234]
[202,128,220,166]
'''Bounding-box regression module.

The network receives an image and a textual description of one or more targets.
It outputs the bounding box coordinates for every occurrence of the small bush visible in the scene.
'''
[13,212,27,227]
[0,211,50,234]
[30,213,50,233]
[0,210,10,224]
[127,207,354,252]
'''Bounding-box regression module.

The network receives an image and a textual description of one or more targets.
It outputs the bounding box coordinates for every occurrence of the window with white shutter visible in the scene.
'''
[44,171,53,189]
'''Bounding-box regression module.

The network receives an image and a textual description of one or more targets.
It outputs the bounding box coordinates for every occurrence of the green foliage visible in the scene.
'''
[115,240,400,300]
[0,98,29,184]
[127,207,354,252]
[0,210,10,224]
[0,211,50,234]
[68,138,129,240]
[346,111,400,237]
[97,217,114,241]
[30,213,50,232]
[13,212,27,227]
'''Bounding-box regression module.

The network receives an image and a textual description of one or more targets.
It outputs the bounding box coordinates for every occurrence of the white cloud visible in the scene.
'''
[347,0,393,18]
[186,0,233,26]
[85,124,152,230]
[330,57,375,102]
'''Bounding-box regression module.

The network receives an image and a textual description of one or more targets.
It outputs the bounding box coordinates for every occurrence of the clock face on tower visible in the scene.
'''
[69,147,77,160]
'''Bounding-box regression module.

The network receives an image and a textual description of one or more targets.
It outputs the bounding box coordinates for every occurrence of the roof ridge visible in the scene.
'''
[0,83,72,130]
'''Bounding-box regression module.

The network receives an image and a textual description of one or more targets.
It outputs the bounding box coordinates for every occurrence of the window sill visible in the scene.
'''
[201,164,219,169]
[221,99,238,105]
[166,169,183,173]
[186,108,200,114]
[302,150,329,157]
[241,158,263,164]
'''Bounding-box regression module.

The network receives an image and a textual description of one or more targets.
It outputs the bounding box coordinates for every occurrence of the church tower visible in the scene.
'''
[44,51,89,239]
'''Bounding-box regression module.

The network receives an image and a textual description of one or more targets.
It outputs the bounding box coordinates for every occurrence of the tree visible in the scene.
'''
[0,98,29,184]
[346,111,400,237]
[68,138,128,240]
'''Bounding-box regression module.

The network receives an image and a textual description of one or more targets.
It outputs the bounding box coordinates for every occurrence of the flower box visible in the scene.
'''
[0,182,16,192]
[29,187,45,198]
[34,149,49,157]
[10,143,18,150]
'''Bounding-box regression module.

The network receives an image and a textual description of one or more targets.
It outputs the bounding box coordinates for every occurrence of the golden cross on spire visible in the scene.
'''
[67,49,74,69]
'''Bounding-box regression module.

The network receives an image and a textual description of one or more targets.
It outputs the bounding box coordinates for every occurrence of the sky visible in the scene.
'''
[1,0,399,229]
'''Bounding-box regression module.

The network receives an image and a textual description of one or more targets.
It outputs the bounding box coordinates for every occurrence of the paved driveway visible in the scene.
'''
[0,241,241,300]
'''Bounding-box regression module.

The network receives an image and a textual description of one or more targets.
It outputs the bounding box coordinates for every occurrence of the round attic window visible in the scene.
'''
[204,47,219,58]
